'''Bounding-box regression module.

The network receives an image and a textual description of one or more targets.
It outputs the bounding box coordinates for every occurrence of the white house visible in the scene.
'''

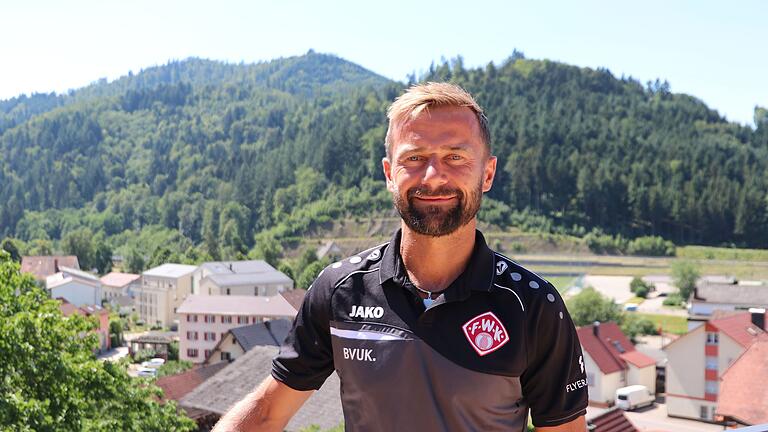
[689,279,768,319]
[576,322,656,406]
[100,271,140,302]
[46,266,102,307]
[177,295,297,364]
[191,260,293,297]
[665,309,767,422]
[135,263,196,328]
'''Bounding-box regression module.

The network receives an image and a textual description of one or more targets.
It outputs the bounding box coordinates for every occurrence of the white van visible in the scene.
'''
[615,385,654,410]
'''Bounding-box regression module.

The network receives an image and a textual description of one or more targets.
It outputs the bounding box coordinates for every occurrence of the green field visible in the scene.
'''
[634,313,688,335]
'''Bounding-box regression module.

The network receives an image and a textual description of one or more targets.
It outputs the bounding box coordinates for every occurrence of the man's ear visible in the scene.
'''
[382,157,395,192]
[482,155,497,193]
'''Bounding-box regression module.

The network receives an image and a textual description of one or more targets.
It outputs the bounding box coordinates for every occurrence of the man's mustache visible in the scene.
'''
[407,186,464,200]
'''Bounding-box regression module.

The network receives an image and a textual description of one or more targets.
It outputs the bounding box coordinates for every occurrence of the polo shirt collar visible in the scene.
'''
[379,228,496,300]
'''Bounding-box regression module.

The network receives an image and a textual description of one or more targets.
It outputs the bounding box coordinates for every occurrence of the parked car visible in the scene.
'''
[137,367,157,377]
[615,385,655,410]
[141,358,166,369]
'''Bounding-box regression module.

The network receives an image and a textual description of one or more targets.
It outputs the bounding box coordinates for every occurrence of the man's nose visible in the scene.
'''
[421,157,448,188]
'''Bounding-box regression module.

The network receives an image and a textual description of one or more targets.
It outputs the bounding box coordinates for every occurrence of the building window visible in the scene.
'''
[705,381,718,395]
[204,349,211,359]
[699,405,709,419]
[705,356,718,370]
[222,316,232,324]
[221,352,231,361]
[186,314,198,323]
[706,332,719,345]
[221,332,226,340]
[237,316,248,324]
[205,315,215,323]
[187,349,198,358]
[226,288,231,295]
[204,332,216,341]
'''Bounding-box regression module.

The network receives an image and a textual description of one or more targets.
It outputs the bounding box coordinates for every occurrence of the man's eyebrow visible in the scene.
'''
[397,144,472,154]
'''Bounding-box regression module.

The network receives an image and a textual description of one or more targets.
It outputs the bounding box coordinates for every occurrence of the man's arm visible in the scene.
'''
[212,375,313,432]
[536,415,586,431]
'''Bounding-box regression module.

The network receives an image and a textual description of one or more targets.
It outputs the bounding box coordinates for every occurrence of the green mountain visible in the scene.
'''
[1,51,767,272]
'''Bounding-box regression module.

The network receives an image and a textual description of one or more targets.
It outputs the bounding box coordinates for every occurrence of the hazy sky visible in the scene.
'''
[2,0,766,126]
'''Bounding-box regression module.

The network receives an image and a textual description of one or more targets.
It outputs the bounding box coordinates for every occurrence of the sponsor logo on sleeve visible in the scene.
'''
[462,311,510,356]
[496,260,508,275]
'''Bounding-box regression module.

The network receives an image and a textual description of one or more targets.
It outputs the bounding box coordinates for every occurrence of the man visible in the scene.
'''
[214,83,588,431]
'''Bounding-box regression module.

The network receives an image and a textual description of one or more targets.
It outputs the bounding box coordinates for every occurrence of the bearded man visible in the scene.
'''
[213,83,588,432]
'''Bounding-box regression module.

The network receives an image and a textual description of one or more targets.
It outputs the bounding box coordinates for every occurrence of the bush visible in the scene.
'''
[663,293,684,307]
[671,260,700,301]
[132,349,157,363]
[629,277,653,298]
[627,236,675,256]
[584,229,628,255]
[621,314,659,342]
[168,341,179,361]
[156,360,193,378]
[565,287,622,326]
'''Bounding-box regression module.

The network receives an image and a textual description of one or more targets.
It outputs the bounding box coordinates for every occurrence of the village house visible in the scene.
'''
[689,278,768,327]
[177,294,296,364]
[135,263,196,328]
[715,340,768,427]
[46,266,102,307]
[21,255,80,281]
[204,319,292,365]
[180,346,343,431]
[576,322,656,406]
[191,260,293,297]
[100,271,140,302]
[665,309,767,422]
[58,298,110,352]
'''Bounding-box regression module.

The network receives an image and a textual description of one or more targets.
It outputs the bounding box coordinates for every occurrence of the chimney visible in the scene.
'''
[749,308,766,331]
[54,258,59,272]
[593,321,600,337]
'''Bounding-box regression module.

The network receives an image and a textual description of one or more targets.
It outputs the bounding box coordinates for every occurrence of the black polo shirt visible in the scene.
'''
[273,230,588,431]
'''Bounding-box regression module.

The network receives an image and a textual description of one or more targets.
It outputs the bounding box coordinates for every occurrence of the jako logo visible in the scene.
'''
[350,305,384,319]
[462,311,510,356]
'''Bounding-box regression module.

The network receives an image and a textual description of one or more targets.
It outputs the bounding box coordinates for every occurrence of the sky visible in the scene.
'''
[2,0,766,126]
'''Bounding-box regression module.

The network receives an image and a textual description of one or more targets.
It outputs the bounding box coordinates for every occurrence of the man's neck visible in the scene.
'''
[400,220,477,293]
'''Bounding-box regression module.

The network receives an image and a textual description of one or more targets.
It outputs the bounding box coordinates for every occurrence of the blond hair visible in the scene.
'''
[385,82,491,157]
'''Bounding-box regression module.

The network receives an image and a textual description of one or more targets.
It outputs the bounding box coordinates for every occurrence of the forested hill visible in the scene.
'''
[1,51,768,273]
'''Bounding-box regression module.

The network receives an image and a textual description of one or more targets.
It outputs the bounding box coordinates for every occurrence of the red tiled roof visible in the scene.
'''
[100,271,140,287]
[619,350,656,368]
[21,255,80,280]
[716,340,768,425]
[57,298,107,317]
[280,289,307,311]
[588,408,638,432]
[577,322,653,374]
[710,311,768,348]
[156,362,228,402]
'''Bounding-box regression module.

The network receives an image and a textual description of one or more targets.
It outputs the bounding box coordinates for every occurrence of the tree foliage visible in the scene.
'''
[566,287,623,326]
[0,251,195,431]
[671,260,701,301]
[2,51,767,266]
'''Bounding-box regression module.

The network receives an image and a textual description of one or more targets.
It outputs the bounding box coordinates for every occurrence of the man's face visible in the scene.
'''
[383,106,496,237]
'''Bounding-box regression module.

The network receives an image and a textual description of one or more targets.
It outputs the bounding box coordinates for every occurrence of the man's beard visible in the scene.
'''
[392,183,483,237]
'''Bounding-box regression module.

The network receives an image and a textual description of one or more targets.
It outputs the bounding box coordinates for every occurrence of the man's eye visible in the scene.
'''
[449,155,463,160]
[407,156,421,161]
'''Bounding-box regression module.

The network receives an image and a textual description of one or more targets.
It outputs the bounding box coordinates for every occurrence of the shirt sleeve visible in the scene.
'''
[521,281,588,427]
[271,269,335,391]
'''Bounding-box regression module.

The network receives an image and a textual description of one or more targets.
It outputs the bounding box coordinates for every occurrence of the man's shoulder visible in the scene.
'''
[489,250,561,311]
[310,242,390,291]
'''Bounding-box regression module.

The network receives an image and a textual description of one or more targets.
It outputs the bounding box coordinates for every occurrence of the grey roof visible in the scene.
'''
[143,263,197,278]
[59,266,99,282]
[694,281,768,306]
[181,346,343,432]
[230,319,293,351]
[200,260,276,275]
[206,272,292,287]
